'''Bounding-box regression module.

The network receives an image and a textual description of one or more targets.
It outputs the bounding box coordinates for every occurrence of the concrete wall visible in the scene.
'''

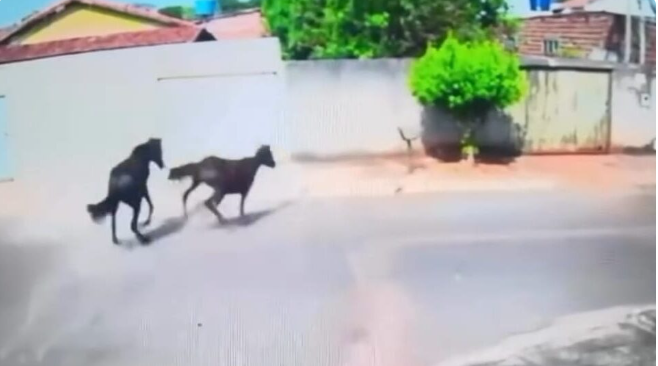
[0,48,653,187]
[283,59,421,157]
[283,58,646,158]
[0,38,284,184]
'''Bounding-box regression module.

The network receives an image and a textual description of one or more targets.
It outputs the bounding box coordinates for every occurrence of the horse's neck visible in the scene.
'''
[130,151,151,170]
[247,156,262,174]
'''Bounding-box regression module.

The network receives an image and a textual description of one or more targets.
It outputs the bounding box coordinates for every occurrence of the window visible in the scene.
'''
[503,35,520,52]
[543,38,561,56]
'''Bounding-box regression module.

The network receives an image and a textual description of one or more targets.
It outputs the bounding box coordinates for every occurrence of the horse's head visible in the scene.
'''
[256,145,276,168]
[147,138,164,169]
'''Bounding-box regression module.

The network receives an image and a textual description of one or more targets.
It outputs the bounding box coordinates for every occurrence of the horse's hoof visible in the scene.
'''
[112,239,120,245]
[139,236,152,245]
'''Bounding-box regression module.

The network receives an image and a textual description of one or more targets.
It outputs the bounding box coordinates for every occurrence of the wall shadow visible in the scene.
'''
[420,107,463,162]
[621,138,656,155]
[291,150,411,164]
[420,106,526,165]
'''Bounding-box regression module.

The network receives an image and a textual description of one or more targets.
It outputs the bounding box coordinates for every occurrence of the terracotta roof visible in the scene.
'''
[0,26,215,64]
[0,0,195,44]
[0,27,13,40]
[198,9,268,39]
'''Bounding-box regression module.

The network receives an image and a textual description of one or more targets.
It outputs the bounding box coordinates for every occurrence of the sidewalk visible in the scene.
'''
[293,154,655,199]
[436,305,656,366]
[0,154,653,244]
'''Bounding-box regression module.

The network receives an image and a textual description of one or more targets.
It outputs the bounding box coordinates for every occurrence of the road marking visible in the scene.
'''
[372,226,655,248]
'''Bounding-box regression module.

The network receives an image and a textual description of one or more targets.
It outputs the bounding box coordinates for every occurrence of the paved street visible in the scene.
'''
[0,187,654,366]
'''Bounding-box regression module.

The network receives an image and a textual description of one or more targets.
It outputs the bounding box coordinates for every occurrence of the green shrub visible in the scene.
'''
[408,34,527,159]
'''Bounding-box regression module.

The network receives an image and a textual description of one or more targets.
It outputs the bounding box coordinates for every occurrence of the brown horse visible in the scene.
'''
[87,138,164,245]
[168,145,276,222]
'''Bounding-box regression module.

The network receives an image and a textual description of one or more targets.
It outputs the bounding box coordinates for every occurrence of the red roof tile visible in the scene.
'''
[0,0,195,44]
[0,26,214,64]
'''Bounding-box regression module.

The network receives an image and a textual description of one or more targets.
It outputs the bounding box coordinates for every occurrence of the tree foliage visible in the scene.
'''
[262,0,515,60]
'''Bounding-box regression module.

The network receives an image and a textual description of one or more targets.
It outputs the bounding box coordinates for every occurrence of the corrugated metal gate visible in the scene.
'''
[520,69,611,153]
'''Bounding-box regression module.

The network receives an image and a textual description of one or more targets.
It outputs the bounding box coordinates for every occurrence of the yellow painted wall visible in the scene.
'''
[14,4,167,45]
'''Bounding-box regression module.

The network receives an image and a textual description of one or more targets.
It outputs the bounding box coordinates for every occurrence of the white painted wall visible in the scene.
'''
[283,59,422,157]
[0,38,284,183]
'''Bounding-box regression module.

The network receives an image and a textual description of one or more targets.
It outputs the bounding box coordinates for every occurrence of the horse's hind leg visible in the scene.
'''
[111,203,119,245]
[142,187,154,227]
[129,199,150,244]
[182,180,200,218]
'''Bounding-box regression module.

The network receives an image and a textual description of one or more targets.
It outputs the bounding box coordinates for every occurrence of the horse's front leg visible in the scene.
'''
[239,190,250,218]
[204,188,226,224]
[142,187,154,227]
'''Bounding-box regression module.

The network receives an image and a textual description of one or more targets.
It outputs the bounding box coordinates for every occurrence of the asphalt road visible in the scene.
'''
[0,188,654,366]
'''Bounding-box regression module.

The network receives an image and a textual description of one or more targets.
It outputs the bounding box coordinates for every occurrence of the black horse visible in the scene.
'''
[168,145,276,222]
[87,138,164,244]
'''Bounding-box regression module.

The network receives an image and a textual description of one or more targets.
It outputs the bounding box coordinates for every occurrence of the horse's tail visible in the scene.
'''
[86,195,117,223]
[168,163,198,181]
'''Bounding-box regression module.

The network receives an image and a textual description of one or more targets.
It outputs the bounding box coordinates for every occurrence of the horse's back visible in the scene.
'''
[107,156,148,196]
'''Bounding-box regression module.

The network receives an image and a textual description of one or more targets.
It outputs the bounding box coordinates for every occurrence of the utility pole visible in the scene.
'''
[625,0,632,63]
[639,0,646,65]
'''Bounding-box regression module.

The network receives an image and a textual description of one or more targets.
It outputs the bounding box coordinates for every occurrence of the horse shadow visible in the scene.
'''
[146,217,187,241]
[119,217,187,249]
[119,200,293,248]
[215,200,293,229]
